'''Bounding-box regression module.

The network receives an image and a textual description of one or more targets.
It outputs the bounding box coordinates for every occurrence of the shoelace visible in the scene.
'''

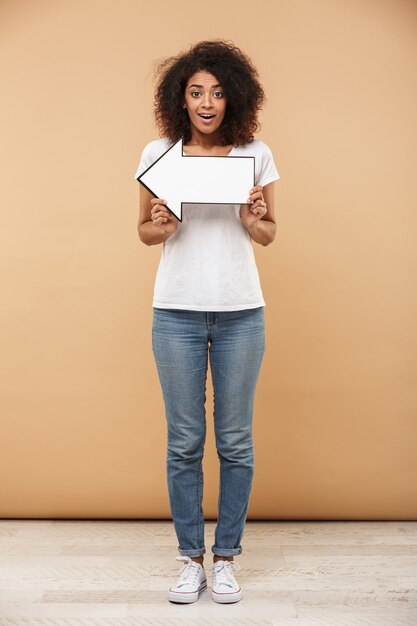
[175,555,202,586]
[212,559,241,588]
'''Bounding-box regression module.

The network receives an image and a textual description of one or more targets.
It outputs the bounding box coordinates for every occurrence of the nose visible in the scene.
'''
[201,93,214,108]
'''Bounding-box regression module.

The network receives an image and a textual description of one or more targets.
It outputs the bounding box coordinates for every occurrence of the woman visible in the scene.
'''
[134,40,280,604]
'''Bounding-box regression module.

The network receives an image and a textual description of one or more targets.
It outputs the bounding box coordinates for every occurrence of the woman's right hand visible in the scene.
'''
[150,198,179,235]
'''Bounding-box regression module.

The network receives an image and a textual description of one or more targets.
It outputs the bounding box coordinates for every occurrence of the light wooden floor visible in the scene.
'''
[0,520,416,625]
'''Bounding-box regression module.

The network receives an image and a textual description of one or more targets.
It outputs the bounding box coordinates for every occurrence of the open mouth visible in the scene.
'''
[198,113,216,122]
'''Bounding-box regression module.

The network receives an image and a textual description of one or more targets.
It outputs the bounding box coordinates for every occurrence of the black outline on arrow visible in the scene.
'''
[136,138,255,222]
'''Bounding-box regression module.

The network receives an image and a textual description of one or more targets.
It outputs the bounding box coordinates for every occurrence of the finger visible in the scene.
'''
[153,208,169,216]
[153,211,169,222]
[247,191,264,203]
[151,199,167,208]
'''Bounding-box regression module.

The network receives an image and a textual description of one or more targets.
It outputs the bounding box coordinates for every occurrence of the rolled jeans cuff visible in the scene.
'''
[211,546,242,556]
[178,546,206,557]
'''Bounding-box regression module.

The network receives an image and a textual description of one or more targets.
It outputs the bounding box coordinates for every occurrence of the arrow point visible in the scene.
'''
[166,200,182,222]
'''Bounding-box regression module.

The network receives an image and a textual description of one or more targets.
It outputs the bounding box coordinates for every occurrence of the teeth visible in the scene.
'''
[200,114,214,118]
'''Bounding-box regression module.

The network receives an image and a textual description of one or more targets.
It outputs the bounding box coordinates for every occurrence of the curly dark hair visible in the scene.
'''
[152,40,266,147]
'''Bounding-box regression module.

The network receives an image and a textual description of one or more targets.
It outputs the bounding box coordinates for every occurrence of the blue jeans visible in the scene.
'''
[151,306,266,557]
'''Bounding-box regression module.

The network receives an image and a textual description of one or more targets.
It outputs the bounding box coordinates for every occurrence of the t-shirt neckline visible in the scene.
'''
[182,145,236,157]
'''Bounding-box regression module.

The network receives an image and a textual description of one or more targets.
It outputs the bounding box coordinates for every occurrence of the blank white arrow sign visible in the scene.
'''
[137,138,255,222]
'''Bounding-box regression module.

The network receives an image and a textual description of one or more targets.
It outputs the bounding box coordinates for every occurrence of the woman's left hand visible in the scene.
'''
[239,185,267,229]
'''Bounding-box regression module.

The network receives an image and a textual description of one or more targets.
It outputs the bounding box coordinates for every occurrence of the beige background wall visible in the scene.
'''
[1,0,416,519]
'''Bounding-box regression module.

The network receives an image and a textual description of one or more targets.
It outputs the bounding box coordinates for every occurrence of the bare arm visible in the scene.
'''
[242,182,277,246]
[137,185,178,246]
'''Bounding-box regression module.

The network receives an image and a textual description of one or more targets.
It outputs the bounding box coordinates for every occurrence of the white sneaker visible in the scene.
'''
[211,559,242,603]
[168,555,207,603]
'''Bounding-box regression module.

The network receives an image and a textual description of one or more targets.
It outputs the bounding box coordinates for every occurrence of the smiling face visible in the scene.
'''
[183,70,227,141]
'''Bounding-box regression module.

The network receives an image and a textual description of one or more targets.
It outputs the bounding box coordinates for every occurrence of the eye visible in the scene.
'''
[191,91,201,97]
[214,91,224,98]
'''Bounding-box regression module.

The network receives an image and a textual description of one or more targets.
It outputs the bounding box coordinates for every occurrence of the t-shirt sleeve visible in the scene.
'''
[257,143,280,187]
[133,141,154,180]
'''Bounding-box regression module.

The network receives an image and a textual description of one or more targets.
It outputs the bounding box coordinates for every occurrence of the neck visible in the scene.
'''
[187,127,222,148]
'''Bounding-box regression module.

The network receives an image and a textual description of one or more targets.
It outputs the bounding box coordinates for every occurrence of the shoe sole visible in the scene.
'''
[212,587,242,603]
[168,579,207,603]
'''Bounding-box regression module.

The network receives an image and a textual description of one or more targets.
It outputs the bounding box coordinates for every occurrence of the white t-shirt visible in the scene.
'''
[134,137,280,311]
